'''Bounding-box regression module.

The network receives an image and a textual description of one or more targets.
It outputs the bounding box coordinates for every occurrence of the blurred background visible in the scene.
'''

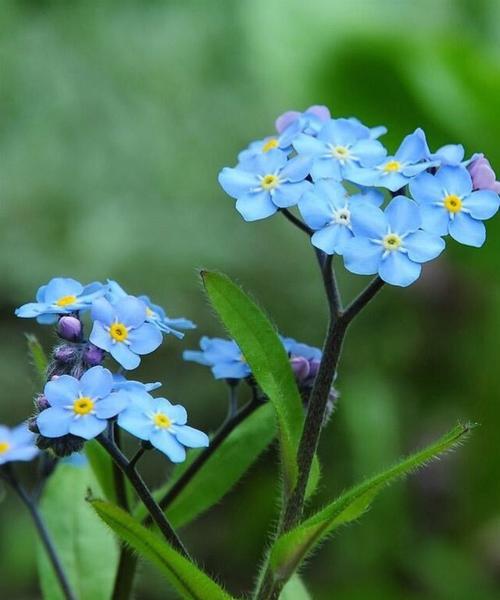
[1,0,499,598]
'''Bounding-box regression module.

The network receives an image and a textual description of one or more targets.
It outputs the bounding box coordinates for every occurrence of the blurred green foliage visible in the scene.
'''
[1,0,499,598]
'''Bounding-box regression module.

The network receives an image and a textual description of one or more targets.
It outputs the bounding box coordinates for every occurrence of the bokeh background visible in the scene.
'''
[1,0,500,598]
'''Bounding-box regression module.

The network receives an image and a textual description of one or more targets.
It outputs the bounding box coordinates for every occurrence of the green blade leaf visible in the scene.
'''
[201,270,304,495]
[135,402,277,527]
[85,439,116,503]
[37,462,118,600]
[269,423,473,586]
[25,333,48,387]
[91,499,235,600]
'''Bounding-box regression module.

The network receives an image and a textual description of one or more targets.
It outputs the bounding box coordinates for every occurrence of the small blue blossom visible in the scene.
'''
[275,105,331,145]
[183,337,250,379]
[218,149,313,221]
[15,278,105,324]
[342,196,446,287]
[37,366,129,441]
[409,165,500,247]
[90,296,163,370]
[106,281,195,338]
[350,129,437,192]
[298,180,383,255]
[117,392,209,463]
[112,373,162,394]
[238,134,293,163]
[293,118,387,182]
[0,423,38,465]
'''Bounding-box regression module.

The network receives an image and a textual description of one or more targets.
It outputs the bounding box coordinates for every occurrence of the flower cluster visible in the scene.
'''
[218,106,499,287]
[15,278,207,461]
[0,423,38,466]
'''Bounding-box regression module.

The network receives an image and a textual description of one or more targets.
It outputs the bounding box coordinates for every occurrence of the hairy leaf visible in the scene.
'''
[85,440,116,503]
[37,462,118,600]
[269,423,473,585]
[25,333,48,387]
[91,499,234,600]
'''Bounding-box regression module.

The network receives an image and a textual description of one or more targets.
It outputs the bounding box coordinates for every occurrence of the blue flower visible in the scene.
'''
[183,337,250,379]
[350,129,437,192]
[15,278,105,324]
[298,180,383,255]
[118,392,209,463]
[293,118,387,182]
[218,149,313,221]
[237,135,293,163]
[0,423,39,465]
[112,373,162,394]
[342,196,446,287]
[90,296,163,370]
[275,105,331,139]
[409,165,499,247]
[37,366,129,440]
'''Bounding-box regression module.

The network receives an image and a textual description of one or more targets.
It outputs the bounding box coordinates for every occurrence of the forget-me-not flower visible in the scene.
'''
[90,296,163,370]
[112,373,162,394]
[15,277,104,324]
[409,165,499,247]
[342,196,446,287]
[0,423,39,465]
[37,366,129,440]
[118,392,209,463]
[183,337,250,379]
[218,149,313,221]
[298,180,383,255]
[350,129,436,192]
[293,118,387,182]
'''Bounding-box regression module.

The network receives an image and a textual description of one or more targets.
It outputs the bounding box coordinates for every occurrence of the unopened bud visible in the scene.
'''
[35,394,49,411]
[290,356,311,381]
[83,344,105,366]
[57,316,82,342]
[53,344,78,363]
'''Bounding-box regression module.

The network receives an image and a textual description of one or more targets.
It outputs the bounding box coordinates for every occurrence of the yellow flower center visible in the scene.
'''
[262,138,279,153]
[443,194,462,213]
[383,160,401,173]
[56,294,77,307]
[261,174,279,190]
[110,322,129,342]
[0,441,10,454]
[383,233,402,251]
[73,396,94,416]
[331,145,350,159]
[146,307,156,318]
[153,412,172,429]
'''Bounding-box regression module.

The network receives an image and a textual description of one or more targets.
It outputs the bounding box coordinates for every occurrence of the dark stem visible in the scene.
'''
[152,394,264,519]
[280,208,313,235]
[315,251,342,318]
[129,446,146,470]
[1,466,76,600]
[225,380,239,420]
[98,434,189,558]
[342,276,385,323]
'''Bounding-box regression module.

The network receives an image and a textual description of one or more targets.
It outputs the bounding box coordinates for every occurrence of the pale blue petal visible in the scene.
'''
[310,158,342,181]
[183,350,211,366]
[168,405,188,426]
[409,172,442,204]
[11,423,35,445]
[44,376,79,407]
[80,366,113,399]
[343,238,383,275]
[382,172,413,193]
[292,133,325,156]
[402,162,435,177]
[116,297,146,328]
[89,321,112,352]
[349,188,384,207]
[433,144,464,165]
[385,196,421,234]
[37,313,59,325]
[118,407,153,440]
[128,323,162,354]
[150,430,186,462]
[436,165,472,196]
[44,278,83,304]
[350,203,387,238]
[252,148,288,174]
[395,129,428,163]
[94,391,130,419]
[110,343,141,370]
[272,181,311,208]
[404,231,445,263]
[280,155,312,182]
[463,190,499,220]
[352,138,387,166]
[15,303,46,318]
[449,213,486,247]
[218,167,257,198]
[69,415,107,440]
[91,297,114,326]
[378,252,422,287]
[235,192,277,221]
[212,362,250,379]
[173,425,209,448]
[318,119,367,146]
[37,407,71,438]
[419,204,450,236]
[298,190,334,229]
[312,224,352,255]
[6,446,39,462]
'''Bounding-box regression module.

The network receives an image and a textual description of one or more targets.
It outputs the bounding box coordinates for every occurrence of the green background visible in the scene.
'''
[1,0,500,598]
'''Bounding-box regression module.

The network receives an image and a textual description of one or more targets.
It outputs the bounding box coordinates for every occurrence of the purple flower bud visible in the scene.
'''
[57,316,82,341]
[308,359,320,379]
[468,154,500,193]
[35,394,50,411]
[27,417,40,434]
[275,105,331,134]
[53,344,78,363]
[290,356,311,381]
[83,343,105,366]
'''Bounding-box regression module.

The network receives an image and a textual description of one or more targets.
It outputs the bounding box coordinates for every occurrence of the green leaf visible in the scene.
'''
[201,270,304,495]
[269,423,473,586]
[136,402,277,527]
[85,440,116,503]
[25,333,48,387]
[280,575,312,599]
[37,462,118,600]
[91,499,235,600]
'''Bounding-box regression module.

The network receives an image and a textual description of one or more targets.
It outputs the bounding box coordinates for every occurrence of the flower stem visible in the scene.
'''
[1,465,76,600]
[98,434,189,558]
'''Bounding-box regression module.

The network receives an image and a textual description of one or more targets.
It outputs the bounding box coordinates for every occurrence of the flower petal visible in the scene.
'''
[44,278,83,304]
[91,297,114,326]
[436,165,472,196]
[218,167,257,198]
[311,224,352,255]
[116,297,146,328]
[110,343,141,370]
[342,237,382,275]
[235,191,277,221]
[272,181,311,208]
[212,361,250,379]
[128,323,163,355]
[378,252,422,287]
[44,376,79,407]
[280,155,312,182]
[69,415,107,440]
[89,321,112,352]
[94,391,129,419]
[448,213,486,247]
[404,231,445,263]
[118,406,153,440]
[385,196,421,234]
[173,425,209,448]
[37,407,71,438]
[463,190,499,220]
[350,203,387,238]
[150,430,186,463]
[409,172,443,204]
[80,366,113,399]
[419,204,450,236]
